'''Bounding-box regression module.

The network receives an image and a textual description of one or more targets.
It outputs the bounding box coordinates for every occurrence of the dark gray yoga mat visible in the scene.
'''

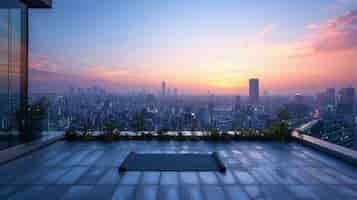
[119,152,226,172]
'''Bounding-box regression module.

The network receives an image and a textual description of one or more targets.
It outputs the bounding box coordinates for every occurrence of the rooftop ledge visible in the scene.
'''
[63,129,357,167]
[0,133,63,166]
[2,130,357,169]
[292,130,357,166]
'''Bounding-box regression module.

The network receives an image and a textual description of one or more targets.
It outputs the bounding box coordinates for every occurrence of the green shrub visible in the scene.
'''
[266,122,291,141]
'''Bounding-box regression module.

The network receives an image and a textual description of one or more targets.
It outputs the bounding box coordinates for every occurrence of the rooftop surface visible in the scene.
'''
[1,140,357,200]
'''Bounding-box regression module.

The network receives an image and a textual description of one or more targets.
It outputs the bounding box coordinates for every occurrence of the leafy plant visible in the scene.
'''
[277,107,291,122]
[208,128,221,140]
[100,121,119,142]
[266,122,291,141]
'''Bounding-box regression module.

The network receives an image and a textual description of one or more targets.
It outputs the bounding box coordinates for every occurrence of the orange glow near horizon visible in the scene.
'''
[29,7,357,95]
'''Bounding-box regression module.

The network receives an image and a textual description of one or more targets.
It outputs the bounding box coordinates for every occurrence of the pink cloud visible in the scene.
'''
[29,53,64,72]
[306,9,357,52]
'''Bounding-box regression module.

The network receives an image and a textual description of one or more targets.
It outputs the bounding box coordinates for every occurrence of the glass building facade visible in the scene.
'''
[0,0,50,150]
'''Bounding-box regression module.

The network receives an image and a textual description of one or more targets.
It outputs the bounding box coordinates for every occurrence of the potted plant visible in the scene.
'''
[208,128,220,141]
[276,108,292,141]
[132,111,145,135]
[79,118,93,141]
[101,121,116,142]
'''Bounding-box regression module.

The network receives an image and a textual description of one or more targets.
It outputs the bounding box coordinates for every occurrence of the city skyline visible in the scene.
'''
[28,0,357,95]
[30,74,356,99]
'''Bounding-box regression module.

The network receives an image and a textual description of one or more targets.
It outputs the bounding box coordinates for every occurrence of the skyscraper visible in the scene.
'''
[338,88,355,105]
[234,95,241,111]
[174,88,178,97]
[326,88,336,106]
[249,79,259,104]
[337,87,355,115]
[295,93,304,104]
[162,81,166,97]
[167,88,171,97]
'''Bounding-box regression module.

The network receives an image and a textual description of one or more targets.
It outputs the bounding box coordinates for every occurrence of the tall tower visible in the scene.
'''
[249,79,259,104]
[162,81,166,97]
[295,93,304,104]
[234,95,241,112]
[339,88,355,105]
[167,88,171,97]
[337,87,355,114]
[174,88,178,97]
[326,88,336,106]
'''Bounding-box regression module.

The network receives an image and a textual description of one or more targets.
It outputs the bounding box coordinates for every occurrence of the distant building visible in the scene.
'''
[339,88,355,105]
[326,88,336,106]
[167,88,171,97]
[316,88,336,108]
[249,79,259,104]
[295,93,304,104]
[173,88,178,97]
[316,92,326,107]
[161,81,166,97]
[337,87,355,114]
[212,106,234,131]
[234,96,241,112]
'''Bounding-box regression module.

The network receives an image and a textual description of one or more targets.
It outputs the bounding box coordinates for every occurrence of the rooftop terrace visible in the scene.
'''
[1,140,357,200]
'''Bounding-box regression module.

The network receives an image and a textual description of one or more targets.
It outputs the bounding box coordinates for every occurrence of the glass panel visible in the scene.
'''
[9,9,21,119]
[0,0,26,150]
[0,9,11,150]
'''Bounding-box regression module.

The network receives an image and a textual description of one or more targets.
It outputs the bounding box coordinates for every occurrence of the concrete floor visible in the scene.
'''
[1,140,357,200]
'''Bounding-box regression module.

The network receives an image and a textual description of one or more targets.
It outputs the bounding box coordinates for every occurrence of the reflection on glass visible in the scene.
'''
[0,2,25,150]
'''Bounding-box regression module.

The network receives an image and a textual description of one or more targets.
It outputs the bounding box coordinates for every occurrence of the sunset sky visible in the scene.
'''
[29,0,357,95]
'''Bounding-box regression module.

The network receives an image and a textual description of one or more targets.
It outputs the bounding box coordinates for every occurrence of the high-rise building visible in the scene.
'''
[167,88,171,97]
[326,88,336,106]
[316,88,336,107]
[339,88,355,105]
[295,93,304,104]
[337,87,355,114]
[173,88,178,97]
[249,79,259,104]
[234,95,241,111]
[0,0,51,150]
[161,81,166,97]
[316,92,326,106]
